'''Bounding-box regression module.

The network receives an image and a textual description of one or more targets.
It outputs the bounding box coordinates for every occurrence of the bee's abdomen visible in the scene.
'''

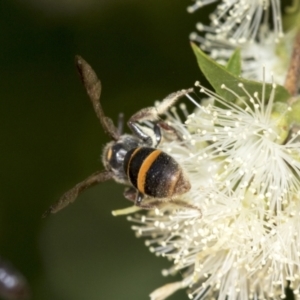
[124,147,190,198]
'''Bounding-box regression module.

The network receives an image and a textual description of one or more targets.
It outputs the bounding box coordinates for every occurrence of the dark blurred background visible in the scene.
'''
[0,0,208,299]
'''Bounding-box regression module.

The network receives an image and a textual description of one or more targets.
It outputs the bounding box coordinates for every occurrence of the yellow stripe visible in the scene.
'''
[127,147,141,179]
[137,149,162,193]
[106,147,113,161]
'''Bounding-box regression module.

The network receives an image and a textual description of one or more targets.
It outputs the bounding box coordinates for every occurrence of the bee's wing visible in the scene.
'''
[42,170,113,217]
[75,55,120,140]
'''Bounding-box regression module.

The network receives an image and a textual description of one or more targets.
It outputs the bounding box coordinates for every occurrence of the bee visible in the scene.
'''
[43,56,198,217]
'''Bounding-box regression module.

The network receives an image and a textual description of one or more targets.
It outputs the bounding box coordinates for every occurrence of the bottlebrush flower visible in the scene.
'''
[124,75,300,300]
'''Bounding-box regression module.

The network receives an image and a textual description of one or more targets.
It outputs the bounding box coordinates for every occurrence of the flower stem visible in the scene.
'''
[285,30,300,97]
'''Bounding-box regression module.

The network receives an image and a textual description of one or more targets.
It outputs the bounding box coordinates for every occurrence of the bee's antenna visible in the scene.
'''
[117,113,124,135]
[75,55,120,141]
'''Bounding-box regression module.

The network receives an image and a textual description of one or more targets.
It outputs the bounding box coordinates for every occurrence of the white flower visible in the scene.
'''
[126,78,300,300]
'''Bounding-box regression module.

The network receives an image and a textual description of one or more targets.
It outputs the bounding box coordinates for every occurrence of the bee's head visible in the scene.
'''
[102,135,140,183]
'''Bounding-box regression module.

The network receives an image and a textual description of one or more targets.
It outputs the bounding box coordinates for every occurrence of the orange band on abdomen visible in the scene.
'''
[137,149,162,193]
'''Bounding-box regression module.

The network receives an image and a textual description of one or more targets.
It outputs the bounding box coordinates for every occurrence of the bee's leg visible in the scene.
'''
[129,120,181,148]
[123,188,152,208]
[123,188,148,207]
[123,188,158,210]
[157,121,183,142]
[134,191,159,209]
[128,88,193,146]
[134,192,168,210]
[135,201,161,210]
[123,189,201,213]
[123,187,137,203]
[170,200,202,216]
[135,191,144,206]
[127,122,155,146]
[153,123,162,147]
[138,199,202,214]
[129,89,193,124]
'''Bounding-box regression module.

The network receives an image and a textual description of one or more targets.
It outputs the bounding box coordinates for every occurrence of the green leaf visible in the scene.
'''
[191,43,291,104]
[271,102,290,143]
[287,97,300,124]
[283,5,300,32]
[225,48,241,76]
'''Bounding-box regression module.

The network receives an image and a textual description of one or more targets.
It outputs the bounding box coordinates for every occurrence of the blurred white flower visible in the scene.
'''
[190,29,295,85]
[188,0,283,43]
[190,27,294,84]
[188,0,289,84]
